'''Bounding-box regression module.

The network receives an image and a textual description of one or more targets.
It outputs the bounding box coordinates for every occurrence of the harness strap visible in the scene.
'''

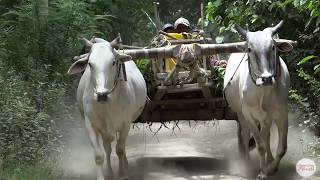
[223,52,247,95]
[107,61,122,94]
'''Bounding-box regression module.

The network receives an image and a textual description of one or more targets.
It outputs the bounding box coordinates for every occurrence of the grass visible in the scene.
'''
[0,161,61,180]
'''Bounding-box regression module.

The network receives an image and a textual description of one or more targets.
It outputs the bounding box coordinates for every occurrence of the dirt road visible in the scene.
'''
[58,110,320,180]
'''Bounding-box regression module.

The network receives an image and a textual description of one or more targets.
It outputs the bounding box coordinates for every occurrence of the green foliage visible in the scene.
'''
[289,89,303,102]
[210,67,225,89]
[0,0,103,165]
[206,0,320,112]
[298,55,317,65]
[0,161,59,180]
[157,0,202,28]
[298,55,320,74]
[298,68,320,97]
[89,0,154,45]
[135,59,155,95]
[205,0,320,139]
[0,0,160,166]
[136,59,150,75]
[0,71,60,165]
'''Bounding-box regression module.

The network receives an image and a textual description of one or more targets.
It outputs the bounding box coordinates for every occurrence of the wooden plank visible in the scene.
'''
[149,109,226,121]
[168,39,204,44]
[135,105,238,123]
[156,71,211,80]
[157,82,213,93]
[151,97,226,105]
[151,60,158,82]
[153,89,166,100]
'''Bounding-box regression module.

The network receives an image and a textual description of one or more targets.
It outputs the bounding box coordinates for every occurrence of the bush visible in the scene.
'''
[0,161,59,180]
[0,0,102,166]
[0,71,61,165]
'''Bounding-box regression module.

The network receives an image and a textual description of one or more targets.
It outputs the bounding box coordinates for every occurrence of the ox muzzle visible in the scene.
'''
[94,90,110,102]
[256,76,275,86]
[261,76,274,86]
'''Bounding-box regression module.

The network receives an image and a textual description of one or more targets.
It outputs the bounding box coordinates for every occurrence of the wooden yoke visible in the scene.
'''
[122,39,297,61]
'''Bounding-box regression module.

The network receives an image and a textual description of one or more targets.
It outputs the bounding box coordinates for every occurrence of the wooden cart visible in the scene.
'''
[116,37,296,123]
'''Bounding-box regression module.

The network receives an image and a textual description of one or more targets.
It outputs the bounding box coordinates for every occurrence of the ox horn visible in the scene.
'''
[110,36,121,49]
[235,24,248,37]
[83,38,93,48]
[271,20,284,35]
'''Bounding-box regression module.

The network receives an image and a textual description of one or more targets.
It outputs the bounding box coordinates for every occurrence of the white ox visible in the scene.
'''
[68,38,147,180]
[223,21,293,180]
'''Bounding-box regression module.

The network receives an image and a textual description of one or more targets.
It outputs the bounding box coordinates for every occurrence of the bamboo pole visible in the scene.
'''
[122,39,297,60]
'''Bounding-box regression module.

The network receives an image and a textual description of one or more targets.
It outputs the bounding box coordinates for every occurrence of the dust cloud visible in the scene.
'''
[57,109,320,180]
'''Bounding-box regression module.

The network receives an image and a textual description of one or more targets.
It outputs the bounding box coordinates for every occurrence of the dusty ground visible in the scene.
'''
[58,109,320,180]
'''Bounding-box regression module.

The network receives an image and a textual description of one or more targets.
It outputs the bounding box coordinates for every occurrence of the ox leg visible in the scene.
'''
[259,122,273,171]
[264,122,274,164]
[85,117,106,180]
[237,113,250,161]
[102,139,114,180]
[242,111,267,180]
[116,125,130,179]
[265,109,288,175]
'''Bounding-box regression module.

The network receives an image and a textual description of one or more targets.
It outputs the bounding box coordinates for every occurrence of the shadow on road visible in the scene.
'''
[128,156,298,180]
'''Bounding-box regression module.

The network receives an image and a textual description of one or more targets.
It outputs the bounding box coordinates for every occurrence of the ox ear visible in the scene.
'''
[67,58,88,75]
[118,53,132,62]
[277,42,293,52]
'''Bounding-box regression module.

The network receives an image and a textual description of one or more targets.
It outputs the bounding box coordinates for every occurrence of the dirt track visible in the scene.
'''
[58,109,320,180]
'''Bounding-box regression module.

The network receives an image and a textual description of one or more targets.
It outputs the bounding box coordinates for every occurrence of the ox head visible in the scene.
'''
[68,37,131,102]
[235,21,293,86]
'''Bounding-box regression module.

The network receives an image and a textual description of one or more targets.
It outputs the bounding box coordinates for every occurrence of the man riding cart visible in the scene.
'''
[151,17,227,86]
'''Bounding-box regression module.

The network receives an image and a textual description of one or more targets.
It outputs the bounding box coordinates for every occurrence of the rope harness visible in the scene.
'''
[223,51,247,95]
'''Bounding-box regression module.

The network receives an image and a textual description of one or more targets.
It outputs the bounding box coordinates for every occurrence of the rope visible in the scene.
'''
[107,61,121,94]
[223,51,247,95]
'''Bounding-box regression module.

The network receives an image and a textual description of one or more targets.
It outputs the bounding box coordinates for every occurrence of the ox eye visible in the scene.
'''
[112,61,116,66]
[247,47,252,53]
[272,45,276,51]
[88,62,92,68]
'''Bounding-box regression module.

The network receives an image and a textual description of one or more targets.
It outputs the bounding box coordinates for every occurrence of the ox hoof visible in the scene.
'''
[256,172,267,180]
[105,171,114,180]
[116,176,128,180]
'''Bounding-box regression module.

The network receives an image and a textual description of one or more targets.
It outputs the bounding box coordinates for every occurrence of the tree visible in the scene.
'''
[34,0,48,28]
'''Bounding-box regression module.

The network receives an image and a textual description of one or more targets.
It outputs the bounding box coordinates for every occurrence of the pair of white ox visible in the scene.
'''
[68,21,293,180]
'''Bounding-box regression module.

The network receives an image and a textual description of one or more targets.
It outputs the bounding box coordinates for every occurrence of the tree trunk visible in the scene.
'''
[34,0,48,29]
